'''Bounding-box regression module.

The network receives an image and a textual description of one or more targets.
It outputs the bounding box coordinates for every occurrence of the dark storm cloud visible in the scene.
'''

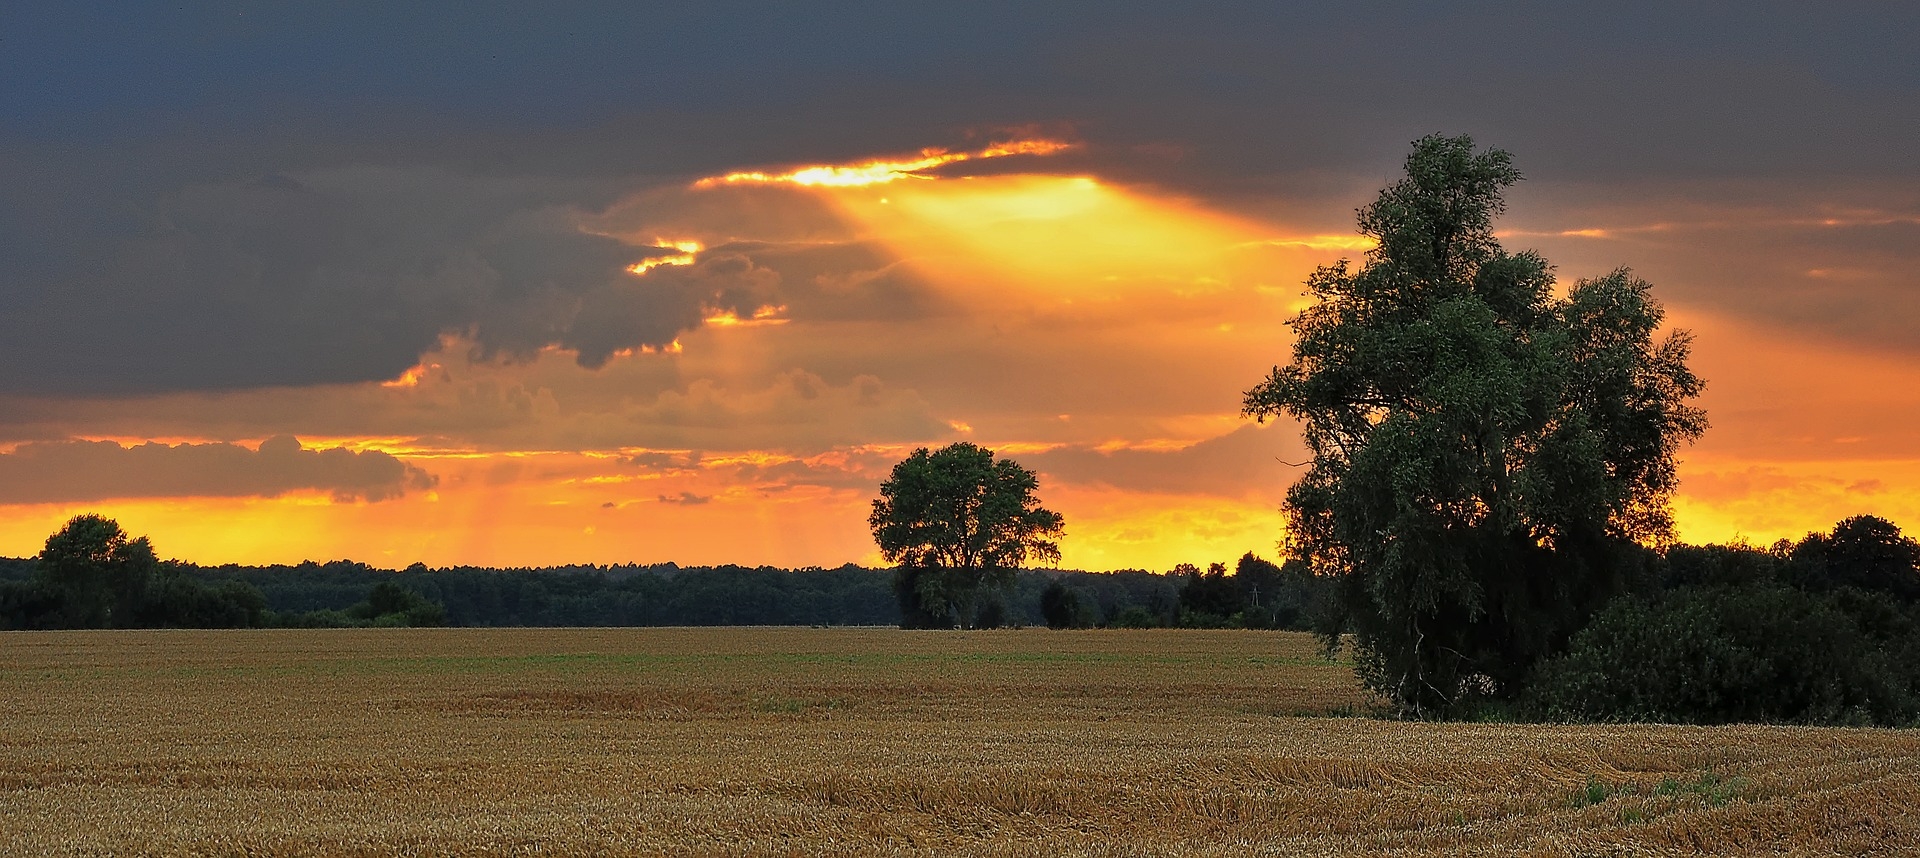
[0,436,434,504]
[0,164,750,395]
[11,4,1912,179]
[2,3,1916,395]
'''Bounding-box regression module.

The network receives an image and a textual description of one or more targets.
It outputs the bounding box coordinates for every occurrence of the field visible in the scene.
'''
[2,628,1916,856]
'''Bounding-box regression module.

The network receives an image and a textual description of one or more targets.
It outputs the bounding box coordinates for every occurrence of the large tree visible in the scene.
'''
[1243,135,1706,715]
[869,442,1064,629]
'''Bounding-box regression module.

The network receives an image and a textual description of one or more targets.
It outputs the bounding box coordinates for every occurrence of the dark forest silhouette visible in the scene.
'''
[0,515,1320,631]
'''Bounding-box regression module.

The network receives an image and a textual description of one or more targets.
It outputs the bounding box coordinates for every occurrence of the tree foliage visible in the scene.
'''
[2,514,268,629]
[1176,553,1326,630]
[1785,514,1920,601]
[1243,135,1706,714]
[347,580,447,627]
[869,442,1064,629]
[38,513,161,628]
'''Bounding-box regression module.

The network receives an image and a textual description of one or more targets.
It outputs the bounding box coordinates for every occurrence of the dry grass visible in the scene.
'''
[2,627,1915,856]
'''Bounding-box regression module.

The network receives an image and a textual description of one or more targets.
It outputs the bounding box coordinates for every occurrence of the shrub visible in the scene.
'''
[1528,584,1919,725]
[1039,580,1081,629]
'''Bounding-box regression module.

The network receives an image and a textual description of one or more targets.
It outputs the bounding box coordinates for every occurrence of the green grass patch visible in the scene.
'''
[1571,769,1745,825]
[1653,771,1743,807]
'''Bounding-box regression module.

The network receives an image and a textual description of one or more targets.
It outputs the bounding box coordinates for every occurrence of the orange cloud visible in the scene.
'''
[694,137,1076,188]
[1673,455,1920,548]
[0,436,433,505]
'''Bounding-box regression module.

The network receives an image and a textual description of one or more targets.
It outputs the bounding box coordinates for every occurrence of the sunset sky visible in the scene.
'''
[3,5,1918,570]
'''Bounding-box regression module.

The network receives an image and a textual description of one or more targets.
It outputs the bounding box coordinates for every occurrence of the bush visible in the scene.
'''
[1039,580,1081,629]
[1528,584,1919,726]
[1178,608,1234,629]
[133,573,268,628]
[0,579,62,630]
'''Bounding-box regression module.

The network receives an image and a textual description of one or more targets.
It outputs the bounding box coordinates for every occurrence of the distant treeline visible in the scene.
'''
[199,561,904,628]
[0,557,1320,631]
[0,518,1322,630]
[0,516,449,630]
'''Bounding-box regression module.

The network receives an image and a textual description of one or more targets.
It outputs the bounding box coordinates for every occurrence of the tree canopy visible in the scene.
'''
[8,514,276,629]
[1244,134,1707,715]
[38,513,160,628]
[869,442,1064,629]
[1785,514,1920,601]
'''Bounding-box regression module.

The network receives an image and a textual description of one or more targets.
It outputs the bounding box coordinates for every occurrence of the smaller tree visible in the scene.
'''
[1788,515,1920,601]
[869,442,1064,629]
[38,514,159,628]
[348,581,447,627]
[1178,562,1245,625]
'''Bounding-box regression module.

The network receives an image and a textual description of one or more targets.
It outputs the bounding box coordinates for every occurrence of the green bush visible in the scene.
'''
[1038,580,1082,629]
[1528,584,1919,725]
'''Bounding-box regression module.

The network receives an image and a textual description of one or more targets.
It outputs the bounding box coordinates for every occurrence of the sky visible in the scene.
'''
[2,3,1918,570]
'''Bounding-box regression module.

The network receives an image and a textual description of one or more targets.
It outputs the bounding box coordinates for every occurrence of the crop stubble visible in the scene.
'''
[1,627,1915,856]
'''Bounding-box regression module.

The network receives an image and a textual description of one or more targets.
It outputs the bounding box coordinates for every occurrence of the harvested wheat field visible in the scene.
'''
[2,628,1916,856]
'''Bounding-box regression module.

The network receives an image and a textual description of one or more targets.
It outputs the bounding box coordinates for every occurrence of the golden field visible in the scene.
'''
[1,627,1915,856]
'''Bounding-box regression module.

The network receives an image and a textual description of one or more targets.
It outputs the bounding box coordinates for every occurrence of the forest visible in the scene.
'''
[0,521,1317,632]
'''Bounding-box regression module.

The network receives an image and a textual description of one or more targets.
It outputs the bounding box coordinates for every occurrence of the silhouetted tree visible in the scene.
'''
[1661,542,1783,590]
[348,580,446,626]
[7,515,271,629]
[1787,515,1920,601]
[38,514,159,628]
[870,442,1064,629]
[1243,135,1706,715]
[1179,561,1244,625]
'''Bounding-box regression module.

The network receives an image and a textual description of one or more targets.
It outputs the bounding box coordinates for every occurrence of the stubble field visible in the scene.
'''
[2,627,1916,856]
